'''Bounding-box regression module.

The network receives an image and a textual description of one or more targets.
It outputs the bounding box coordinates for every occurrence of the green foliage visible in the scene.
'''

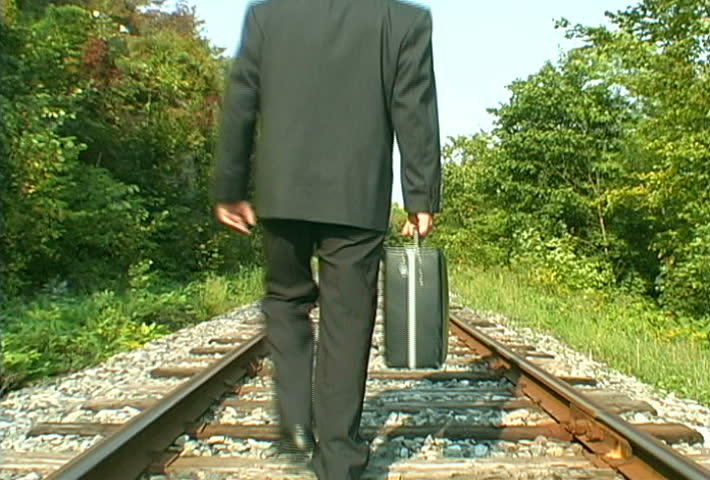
[511,230,616,292]
[1,268,263,391]
[1,1,260,297]
[452,265,710,405]
[438,0,709,341]
[385,203,409,246]
[1,69,152,292]
[438,50,642,286]
[1,289,167,389]
[569,0,710,315]
[0,1,266,392]
[199,268,262,318]
[489,51,635,252]
[434,135,513,265]
[656,224,710,322]
[1,0,19,23]
[3,0,707,392]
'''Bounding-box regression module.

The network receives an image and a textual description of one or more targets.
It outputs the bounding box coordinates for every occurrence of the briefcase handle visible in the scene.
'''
[412,228,425,286]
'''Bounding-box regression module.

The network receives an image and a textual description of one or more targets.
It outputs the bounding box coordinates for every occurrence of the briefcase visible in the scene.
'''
[383,233,449,368]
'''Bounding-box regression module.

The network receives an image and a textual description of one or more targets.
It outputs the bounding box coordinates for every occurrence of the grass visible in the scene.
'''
[450,264,710,406]
[0,268,264,394]
[200,269,263,317]
[6,260,708,406]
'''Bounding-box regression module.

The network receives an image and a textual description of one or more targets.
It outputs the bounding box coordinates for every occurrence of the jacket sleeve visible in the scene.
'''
[392,9,442,214]
[213,5,263,203]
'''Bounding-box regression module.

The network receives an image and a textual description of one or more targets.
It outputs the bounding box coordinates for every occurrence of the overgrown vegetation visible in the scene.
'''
[1,269,262,392]
[2,0,707,400]
[0,0,263,391]
[1,0,262,296]
[423,0,709,402]
[430,0,709,341]
[451,266,710,405]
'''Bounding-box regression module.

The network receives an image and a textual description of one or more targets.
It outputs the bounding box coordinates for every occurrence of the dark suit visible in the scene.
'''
[214,0,441,478]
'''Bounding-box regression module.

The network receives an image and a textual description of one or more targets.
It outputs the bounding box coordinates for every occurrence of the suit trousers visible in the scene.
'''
[260,219,385,480]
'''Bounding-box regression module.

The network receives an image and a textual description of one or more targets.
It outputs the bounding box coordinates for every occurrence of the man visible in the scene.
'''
[213,0,441,478]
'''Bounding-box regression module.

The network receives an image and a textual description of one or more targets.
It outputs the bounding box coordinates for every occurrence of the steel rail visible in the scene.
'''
[450,314,710,480]
[45,332,268,480]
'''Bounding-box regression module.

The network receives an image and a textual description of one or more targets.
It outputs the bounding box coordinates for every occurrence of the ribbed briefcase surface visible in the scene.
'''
[383,234,449,369]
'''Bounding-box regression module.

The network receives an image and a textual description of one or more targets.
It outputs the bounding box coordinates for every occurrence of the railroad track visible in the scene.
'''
[2,303,709,480]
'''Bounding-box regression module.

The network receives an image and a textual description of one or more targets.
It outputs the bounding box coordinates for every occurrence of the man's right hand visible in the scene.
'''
[215,201,257,235]
[401,212,434,237]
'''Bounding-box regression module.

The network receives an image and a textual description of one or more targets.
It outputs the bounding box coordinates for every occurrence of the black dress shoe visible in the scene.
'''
[277,424,315,460]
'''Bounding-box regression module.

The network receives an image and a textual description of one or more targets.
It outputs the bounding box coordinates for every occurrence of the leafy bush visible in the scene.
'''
[656,224,710,321]
[1,290,167,389]
[0,268,263,392]
[1,2,261,297]
[434,0,709,340]
[511,229,615,292]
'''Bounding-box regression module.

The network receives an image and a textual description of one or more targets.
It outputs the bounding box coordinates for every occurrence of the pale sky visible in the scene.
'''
[168,0,634,203]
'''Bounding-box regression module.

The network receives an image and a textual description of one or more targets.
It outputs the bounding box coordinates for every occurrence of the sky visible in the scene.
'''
[167,0,635,203]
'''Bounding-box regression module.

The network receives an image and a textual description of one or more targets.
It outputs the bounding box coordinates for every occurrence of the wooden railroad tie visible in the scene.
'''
[148,365,597,387]
[161,456,621,479]
[5,451,708,477]
[80,390,657,416]
[26,421,703,445]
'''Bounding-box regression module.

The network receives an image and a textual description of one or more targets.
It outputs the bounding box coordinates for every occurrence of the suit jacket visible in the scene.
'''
[214,0,441,232]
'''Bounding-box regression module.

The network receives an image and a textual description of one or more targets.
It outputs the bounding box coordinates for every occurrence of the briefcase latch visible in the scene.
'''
[398,260,408,277]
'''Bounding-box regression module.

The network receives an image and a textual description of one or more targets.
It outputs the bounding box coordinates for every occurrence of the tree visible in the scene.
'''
[571,0,710,316]
[1,0,259,296]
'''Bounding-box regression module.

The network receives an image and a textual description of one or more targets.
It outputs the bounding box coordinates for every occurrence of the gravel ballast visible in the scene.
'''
[1,291,709,479]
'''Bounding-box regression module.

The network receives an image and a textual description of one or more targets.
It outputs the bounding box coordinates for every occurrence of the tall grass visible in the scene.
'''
[1,269,264,394]
[200,269,263,317]
[451,265,710,405]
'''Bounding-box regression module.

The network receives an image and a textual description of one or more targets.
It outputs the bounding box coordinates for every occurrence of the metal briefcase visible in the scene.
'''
[383,233,449,368]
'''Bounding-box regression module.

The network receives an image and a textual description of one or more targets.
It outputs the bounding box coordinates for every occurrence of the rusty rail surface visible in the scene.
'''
[37,313,709,480]
[44,332,268,480]
[449,312,710,480]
